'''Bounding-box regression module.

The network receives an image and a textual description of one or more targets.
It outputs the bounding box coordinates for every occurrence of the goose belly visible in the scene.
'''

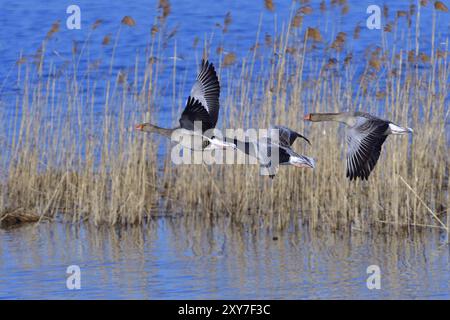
[172,129,206,150]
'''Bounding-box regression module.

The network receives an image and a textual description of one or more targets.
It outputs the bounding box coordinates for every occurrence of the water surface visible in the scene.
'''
[0,218,448,299]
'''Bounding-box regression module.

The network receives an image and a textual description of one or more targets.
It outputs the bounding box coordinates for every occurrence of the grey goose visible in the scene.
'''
[135,60,234,150]
[226,125,315,178]
[304,112,413,180]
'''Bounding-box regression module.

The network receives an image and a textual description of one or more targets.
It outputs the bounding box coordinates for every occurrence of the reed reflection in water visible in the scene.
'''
[0,217,449,299]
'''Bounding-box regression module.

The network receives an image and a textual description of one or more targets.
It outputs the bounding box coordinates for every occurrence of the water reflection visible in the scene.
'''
[0,216,448,299]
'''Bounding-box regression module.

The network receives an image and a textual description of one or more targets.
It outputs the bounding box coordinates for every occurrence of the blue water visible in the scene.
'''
[0,0,448,143]
[1,0,448,115]
[0,1,449,299]
[0,218,449,299]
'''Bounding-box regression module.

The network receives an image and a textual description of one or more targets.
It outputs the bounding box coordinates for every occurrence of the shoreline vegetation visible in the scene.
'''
[0,1,448,233]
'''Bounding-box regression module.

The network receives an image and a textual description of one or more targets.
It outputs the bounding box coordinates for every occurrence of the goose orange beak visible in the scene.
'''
[304,114,311,121]
[135,124,144,131]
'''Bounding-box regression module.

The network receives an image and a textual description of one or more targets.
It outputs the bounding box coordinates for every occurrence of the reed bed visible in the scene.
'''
[0,1,448,233]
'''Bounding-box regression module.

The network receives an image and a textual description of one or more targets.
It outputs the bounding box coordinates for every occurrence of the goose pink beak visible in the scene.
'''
[304,114,311,121]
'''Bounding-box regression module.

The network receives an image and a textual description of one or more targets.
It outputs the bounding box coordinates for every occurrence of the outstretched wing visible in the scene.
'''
[346,118,389,180]
[179,96,213,132]
[270,125,311,147]
[190,60,220,127]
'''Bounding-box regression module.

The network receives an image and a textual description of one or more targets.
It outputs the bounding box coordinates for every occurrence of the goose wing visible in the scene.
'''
[270,125,311,147]
[190,60,220,127]
[346,117,389,180]
[179,96,213,132]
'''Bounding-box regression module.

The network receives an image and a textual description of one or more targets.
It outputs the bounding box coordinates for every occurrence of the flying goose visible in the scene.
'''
[226,125,315,177]
[135,60,234,150]
[304,112,413,180]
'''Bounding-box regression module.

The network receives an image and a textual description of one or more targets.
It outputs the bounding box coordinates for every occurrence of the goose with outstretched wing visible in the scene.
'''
[226,125,315,178]
[304,112,413,180]
[135,60,234,150]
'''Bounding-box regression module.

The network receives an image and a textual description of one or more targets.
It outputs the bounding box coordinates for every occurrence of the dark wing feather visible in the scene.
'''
[190,60,220,127]
[179,96,213,132]
[271,125,311,147]
[346,119,389,180]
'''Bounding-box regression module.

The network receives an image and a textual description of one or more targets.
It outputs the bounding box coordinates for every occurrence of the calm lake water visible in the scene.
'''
[0,0,449,299]
[0,218,449,299]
